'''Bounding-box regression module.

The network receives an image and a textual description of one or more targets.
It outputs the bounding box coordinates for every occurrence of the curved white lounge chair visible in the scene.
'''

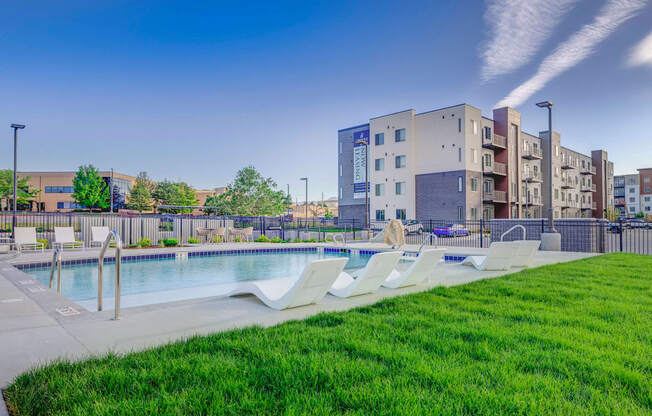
[460,241,514,271]
[511,240,541,268]
[14,227,45,252]
[382,248,446,289]
[90,226,110,247]
[54,227,83,250]
[227,257,348,310]
[329,251,403,298]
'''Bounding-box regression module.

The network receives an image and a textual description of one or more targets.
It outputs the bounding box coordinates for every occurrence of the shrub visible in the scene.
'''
[187,237,200,244]
[211,236,222,243]
[233,237,242,242]
[163,238,179,247]
[138,238,151,247]
[127,244,138,248]
[270,236,283,243]
[255,235,270,243]
[37,238,48,249]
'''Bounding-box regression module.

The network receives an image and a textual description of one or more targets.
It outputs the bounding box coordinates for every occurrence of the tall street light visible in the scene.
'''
[355,138,369,230]
[300,177,308,222]
[536,101,557,233]
[10,123,26,240]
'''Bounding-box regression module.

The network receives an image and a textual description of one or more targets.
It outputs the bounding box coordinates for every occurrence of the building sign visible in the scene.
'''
[353,129,370,199]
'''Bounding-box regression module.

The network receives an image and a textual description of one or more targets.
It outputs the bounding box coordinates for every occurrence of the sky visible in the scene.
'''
[1,0,651,203]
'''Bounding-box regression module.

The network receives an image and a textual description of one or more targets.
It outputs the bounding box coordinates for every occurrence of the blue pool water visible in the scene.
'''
[28,251,372,310]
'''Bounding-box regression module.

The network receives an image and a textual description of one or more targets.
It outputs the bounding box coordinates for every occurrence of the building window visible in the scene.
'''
[555,189,560,201]
[375,133,384,146]
[458,118,462,133]
[470,207,477,220]
[472,149,478,163]
[457,206,463,220]
[45,186,74,193]
[339,187,342,199]
[471,178,478,192]
[375,183,385,196]
[555,145,559,157]
[339,142,342,154]
[458,148,462,162]
[339,164,342,177]
[484,180,493,193]
[396,209,406,220]
[484,153,492,168]
[645,196,651,202]
[484,126,492,139]
[395,155,406,168]
[375,158,384,171]
[56,201,82,209]
[375,210,385,221]
[395,129,406,142]
[472,120,477,135]
[458,176,463,192]
[629,197,635,203]
[644,177,650,183]
[395,182,406,195]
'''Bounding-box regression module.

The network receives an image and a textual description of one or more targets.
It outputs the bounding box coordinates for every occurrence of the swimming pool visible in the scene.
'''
[26,250,373,311]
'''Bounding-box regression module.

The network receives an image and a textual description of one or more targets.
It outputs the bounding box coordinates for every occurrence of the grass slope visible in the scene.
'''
[4,253,652,415]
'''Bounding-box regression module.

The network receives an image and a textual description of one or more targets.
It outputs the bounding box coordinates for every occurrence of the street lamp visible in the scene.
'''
[355,138,369,231]
[10,123,26,240]
[536,101,556,233]
[300,177,308,222]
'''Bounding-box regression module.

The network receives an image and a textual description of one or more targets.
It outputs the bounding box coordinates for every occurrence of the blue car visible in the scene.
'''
[433,224,470,237]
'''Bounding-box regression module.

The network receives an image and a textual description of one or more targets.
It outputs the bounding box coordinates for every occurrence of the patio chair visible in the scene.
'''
[511,240,541,268]
[90,226,110,247]
[14,227,45,251]
[227,257,348,310]
[460,241,514,271]
[54,227,83,250]
[382,248,446,289]
[328,251,403,298]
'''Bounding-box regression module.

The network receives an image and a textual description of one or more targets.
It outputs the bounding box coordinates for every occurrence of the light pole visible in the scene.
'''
[536,101,556,233]
[10,124,26,240]
[355,138,369,230]
[300,177,308,222]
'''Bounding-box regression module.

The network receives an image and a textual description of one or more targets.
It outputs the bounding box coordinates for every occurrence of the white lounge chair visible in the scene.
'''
[511,240,541,268]
[382,248,446,289]
[90,226,110,247]
[227,257,348,310]
[329,251,403,298]
[54,227,83,250]
[14,227,45,251]
[460,242,515,271]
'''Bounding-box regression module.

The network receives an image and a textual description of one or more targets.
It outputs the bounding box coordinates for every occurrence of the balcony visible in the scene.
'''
[560,177,576,189]
[581,201,596,210]
[524,195,542,206]
[522,171,542,183]
[483,161,507,176]
[561,200,579,209]
[482,134,506,149]
[483,190,507,203]
[561,159,576,170]
[580,183,596,192]
[580,165,596,175]
[522,148,542,160]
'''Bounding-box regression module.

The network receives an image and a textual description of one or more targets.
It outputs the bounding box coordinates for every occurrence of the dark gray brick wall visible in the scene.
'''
[338,204,366,224]
[415,170,467,220]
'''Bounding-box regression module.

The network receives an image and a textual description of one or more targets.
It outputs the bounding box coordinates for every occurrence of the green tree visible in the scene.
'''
[152,180,198,214]
[72,165,110,212]
[0,169,40,210]
[204,166,289,216]
[127,172,154,212]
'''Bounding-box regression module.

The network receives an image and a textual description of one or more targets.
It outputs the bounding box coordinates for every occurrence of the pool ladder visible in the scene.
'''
[500,225,526,241]
[48,247,62,294]
[98,230,123,320]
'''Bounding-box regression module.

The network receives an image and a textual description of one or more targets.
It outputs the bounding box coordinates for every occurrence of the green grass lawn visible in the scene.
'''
[4,253,652,415]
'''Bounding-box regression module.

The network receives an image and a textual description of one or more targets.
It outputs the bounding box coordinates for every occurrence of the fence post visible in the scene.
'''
[352,219,356,240]
[619,218,623,252]
[480,219,483,248]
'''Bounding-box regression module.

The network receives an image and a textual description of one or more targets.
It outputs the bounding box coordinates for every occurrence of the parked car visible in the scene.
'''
[432,224,470,237]
[402,220,424,235]
[626,219,650,229]
[606,222,622,233]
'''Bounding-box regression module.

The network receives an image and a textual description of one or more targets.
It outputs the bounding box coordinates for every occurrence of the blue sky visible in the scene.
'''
[2,0,651,202]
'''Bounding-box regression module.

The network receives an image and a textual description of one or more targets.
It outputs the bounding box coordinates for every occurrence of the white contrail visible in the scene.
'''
[627,30,652,67]
[497,0,648,108]
[481,0,581,81]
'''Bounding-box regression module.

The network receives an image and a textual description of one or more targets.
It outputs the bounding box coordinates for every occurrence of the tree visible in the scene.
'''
[127,172,154,212]
[152,180,198,214]
[0,169,40,210]
[204,166,290,216]
[72,165,110,212]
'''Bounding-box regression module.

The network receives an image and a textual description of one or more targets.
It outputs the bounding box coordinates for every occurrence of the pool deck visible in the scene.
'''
[0,242,596,413]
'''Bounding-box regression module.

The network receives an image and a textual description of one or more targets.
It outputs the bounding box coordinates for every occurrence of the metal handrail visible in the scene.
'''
[49,247,62,294]
[501,224,526,241]
[98,230,123,320]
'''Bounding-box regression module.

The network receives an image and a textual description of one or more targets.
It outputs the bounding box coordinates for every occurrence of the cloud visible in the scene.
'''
[481,0,581,81]
[497,0,648,108]
[627,30,652,67]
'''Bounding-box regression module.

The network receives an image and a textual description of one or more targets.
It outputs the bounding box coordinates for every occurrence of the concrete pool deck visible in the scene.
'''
[0,242,596,414]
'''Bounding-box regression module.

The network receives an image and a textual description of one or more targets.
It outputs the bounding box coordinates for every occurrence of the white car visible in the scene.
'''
[402,220,424,235]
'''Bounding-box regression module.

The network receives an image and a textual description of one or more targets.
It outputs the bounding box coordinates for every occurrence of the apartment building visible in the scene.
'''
[338,103,613,223]
[614,174,639,217]
[639,168,652,216]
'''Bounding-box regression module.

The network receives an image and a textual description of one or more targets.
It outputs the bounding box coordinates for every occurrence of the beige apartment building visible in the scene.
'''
[14,171,224,213]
